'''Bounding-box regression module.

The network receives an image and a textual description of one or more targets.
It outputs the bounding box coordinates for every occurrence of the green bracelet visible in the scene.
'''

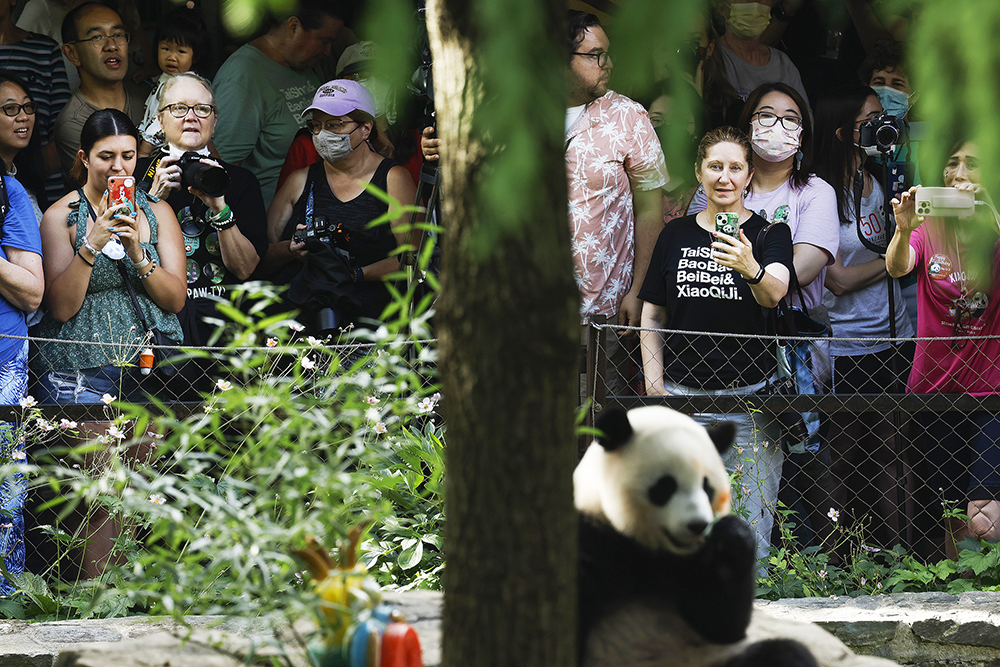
[209,205,232,223]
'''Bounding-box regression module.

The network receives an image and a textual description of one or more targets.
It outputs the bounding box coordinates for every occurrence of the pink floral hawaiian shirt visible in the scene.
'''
[566,90,667,322]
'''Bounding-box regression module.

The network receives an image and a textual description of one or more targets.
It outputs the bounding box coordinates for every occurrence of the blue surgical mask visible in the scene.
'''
[872,86,910,119]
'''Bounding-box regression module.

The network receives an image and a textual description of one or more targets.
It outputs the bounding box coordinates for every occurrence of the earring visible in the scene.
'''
[795,150,803,172]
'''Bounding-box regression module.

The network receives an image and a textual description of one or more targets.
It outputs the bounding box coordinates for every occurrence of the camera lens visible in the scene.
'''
[179,152,231,197]
[875,123,900,148]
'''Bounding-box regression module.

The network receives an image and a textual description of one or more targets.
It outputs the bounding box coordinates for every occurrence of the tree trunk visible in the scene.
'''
[427,1,580,666]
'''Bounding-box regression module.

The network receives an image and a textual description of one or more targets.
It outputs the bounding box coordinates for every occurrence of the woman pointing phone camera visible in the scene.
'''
[888,140,1000,560]
[135,72,268,350]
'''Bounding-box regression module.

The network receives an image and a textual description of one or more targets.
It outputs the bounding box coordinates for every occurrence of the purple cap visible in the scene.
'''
[301,79,375,119]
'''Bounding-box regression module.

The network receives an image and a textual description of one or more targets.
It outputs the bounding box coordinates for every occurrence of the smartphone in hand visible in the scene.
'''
[108,176,136,216]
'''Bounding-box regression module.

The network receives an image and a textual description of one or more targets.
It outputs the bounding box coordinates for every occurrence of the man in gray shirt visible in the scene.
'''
[54,2,144,184]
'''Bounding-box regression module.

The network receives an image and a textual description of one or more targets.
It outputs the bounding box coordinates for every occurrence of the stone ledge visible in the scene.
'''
[6,591,1000,665]
[758,591,1000,666]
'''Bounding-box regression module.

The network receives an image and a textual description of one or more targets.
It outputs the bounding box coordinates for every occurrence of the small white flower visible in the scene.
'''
[266,338,278,348]
[18,396,36,409]
[431,392,442,403]
[59,419,78,430]
[827,508,840,523]
[365,396,380,405]
[101,393,116,405]
[818,568,827,579]
[216,379,232,392]
[306,336,320,346]
[416,397,435,413]
[149,494,166,506]
[147,431,164,439]
[877,582,882,590]
[289,322,304,332]
[860,577,867,587]
[373,422,388,434]
[11,451,25,462]
[36,419,53,432]
[366,408,380,423]
[301,356,315,370]
[107,425,125,440]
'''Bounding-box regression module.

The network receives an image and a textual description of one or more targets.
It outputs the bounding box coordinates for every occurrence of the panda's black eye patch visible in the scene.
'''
[648,475,677,506]
[703,478,715,503]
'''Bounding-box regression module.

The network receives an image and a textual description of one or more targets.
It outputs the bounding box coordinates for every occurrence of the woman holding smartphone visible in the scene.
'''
[32,108,184,577]
[889,141,1000,559]
[35,108,184,408]
[639,125,793,564]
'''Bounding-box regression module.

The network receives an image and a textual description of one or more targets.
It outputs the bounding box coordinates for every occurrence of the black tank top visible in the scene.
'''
[280,159,399,322]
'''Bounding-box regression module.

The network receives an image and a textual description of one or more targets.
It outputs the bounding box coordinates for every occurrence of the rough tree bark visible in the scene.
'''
[426,1,580,666]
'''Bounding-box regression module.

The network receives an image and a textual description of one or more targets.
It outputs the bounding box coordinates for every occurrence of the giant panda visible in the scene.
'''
[575,405,817,667]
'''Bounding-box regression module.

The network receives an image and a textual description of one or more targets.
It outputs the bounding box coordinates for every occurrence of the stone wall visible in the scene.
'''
[759,591,1000,667]
[5,591,1000,665]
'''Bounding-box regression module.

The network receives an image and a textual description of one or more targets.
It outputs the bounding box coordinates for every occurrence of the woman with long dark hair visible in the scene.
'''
[33,108,185,577]
[812,86,914,548]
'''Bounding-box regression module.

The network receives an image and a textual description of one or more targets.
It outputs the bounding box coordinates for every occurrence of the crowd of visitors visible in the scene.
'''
[0,0,990,585]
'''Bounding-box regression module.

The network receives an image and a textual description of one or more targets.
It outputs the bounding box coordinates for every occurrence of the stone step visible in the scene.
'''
[4,591,1000,666]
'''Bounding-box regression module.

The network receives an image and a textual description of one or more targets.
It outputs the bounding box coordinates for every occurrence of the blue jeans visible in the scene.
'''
[0,340,29,594]
[36,365,141,405]
[663,377,783,568]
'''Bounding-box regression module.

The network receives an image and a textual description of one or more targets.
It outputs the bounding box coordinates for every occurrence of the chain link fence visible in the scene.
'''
[581,319,1000,564]
[4,330,437,584]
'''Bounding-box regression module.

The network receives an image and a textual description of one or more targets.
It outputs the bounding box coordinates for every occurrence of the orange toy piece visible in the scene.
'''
[381,622,423,667]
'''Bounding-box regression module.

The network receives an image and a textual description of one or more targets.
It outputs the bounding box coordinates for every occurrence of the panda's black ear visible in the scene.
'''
[706,421,737,455]
[594,407,633,451]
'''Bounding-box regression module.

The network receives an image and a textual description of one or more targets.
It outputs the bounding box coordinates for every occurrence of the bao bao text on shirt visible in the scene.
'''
[676,246,742,301]
[283,83,315,122]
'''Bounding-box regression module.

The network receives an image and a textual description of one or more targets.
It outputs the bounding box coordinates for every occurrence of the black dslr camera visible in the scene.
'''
[858,113,906,151]
[177,151,230,197]
[292,214,350,250]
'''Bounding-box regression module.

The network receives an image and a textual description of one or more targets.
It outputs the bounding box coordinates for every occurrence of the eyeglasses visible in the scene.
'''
[1,101,35,117]
[160,103,216,118]
[572,51,611,68]
[951,296,972,350]
[305,119,359,135]
[68,32,130,47]
[752,111,803,131]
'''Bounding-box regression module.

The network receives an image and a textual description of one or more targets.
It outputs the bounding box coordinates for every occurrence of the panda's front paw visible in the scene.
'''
[706,515,757,578]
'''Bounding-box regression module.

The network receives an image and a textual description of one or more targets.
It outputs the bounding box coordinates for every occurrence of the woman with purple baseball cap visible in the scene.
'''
[262,79,415,333]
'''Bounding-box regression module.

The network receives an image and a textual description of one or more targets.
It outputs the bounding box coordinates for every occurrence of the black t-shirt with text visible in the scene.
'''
[638,213,793,389]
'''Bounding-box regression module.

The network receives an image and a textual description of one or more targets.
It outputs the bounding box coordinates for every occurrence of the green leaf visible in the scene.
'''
[0,598,23,619]
[397,541,424,571]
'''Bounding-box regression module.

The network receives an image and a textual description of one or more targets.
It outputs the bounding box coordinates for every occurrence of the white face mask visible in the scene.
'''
[313,128,357,163]
[751,119,802,163]
[728,2,771,39]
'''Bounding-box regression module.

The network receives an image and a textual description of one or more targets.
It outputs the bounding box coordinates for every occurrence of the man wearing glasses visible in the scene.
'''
[54,2,144,184]
[565,11,666,396]
[422,11,666,396]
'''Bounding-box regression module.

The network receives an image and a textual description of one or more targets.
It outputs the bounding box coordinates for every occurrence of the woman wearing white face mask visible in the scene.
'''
[263,80,416,330]
[714,0,810,112]
[692,82,839,309]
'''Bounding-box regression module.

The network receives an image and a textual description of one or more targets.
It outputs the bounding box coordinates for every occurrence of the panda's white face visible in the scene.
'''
[575,406,733,556]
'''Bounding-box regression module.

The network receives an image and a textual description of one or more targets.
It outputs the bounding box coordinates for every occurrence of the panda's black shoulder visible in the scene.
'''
[578,512,687,634]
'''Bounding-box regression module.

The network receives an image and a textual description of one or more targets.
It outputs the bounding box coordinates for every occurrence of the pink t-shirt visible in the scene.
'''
[908,223,1000,395]
[566,91,667,321]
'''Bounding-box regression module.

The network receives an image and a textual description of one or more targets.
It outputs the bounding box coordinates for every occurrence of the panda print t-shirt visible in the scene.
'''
[639,213,793,390]
[907,222,1000,396]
